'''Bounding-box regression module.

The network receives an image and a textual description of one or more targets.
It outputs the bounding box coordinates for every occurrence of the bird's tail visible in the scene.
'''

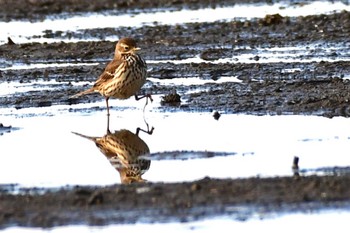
[72,131,98,142]
[69,88,95,99]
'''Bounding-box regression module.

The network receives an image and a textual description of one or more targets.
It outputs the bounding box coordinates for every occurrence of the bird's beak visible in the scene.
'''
[133,47,141,51]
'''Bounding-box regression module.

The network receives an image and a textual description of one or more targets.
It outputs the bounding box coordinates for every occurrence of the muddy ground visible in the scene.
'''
[2,176,350,228]
[1,0,350,229]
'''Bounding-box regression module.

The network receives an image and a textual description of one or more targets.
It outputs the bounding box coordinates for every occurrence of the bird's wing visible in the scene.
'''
[93,58,123,87]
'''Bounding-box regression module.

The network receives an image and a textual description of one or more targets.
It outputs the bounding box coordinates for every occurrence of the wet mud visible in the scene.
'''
[1,0,350,228]
[2,175,350,228]
[1,10,350,116]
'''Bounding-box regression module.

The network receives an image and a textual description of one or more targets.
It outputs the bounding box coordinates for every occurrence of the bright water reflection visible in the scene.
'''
[1,101,350,187]
[3,210,350,233]
[148,43,350,64]
[0,62,98,71]
[72,114,154,184]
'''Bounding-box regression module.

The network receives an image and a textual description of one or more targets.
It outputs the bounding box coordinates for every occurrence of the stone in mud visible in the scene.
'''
[0,123,12,136]
[259,13,285,26]
[161,90,181,106]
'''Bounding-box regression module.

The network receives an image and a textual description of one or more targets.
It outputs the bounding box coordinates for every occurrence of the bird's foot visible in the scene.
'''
[135,93,153,102]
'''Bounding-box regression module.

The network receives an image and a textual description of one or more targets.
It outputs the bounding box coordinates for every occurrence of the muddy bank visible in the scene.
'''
[1,175,350,228]
[0,10,350,116]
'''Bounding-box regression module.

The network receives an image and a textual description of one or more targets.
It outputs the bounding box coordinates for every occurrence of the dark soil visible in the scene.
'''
[1,175,350,228]
[1,0,350,229]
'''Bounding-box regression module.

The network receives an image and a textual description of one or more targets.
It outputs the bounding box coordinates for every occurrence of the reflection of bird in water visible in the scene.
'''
[69,37,152,116]
[72,127,153,184]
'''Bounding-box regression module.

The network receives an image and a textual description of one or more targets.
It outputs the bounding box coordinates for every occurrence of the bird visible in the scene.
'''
[70,37,152,115]
[72,128,152,184]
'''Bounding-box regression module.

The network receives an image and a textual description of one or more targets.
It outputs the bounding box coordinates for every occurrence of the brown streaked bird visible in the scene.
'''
[72,129,152,184]
[70,37,152,115]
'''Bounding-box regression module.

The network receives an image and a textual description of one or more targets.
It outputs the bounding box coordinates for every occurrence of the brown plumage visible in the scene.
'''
[72,129,151,184]
[70,37,150,115]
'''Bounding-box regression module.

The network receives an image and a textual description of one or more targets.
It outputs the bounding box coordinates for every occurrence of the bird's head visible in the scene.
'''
[116,37,141,55]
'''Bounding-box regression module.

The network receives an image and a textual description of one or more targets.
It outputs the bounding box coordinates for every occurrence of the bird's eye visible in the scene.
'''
[124,46,129,50]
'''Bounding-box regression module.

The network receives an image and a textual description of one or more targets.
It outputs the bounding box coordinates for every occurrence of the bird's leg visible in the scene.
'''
[105,97,110,116]
[106,112,111,134]
[136,126,154,136]
[136,116,154,136]
[135,94,153,103]
[135,94,153,112]
[105,97,111,134]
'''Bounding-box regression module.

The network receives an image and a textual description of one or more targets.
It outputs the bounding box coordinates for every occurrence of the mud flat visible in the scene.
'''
[1,175,350,228]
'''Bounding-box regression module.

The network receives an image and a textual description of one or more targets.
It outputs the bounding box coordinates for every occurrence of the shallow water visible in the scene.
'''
[2,210,350,232]
[0,62,98,71]
[148,43,350,64]
[1,99,350,187]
